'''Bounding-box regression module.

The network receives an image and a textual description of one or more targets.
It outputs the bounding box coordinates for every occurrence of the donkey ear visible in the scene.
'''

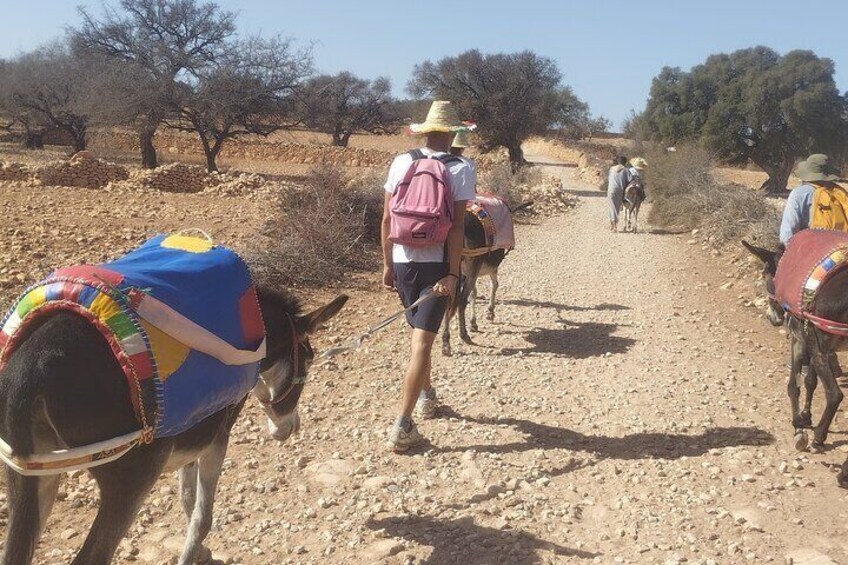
[297,295,349,335]
[741,240,777,272]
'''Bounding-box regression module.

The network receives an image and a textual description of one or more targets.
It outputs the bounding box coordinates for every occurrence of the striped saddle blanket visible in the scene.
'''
[774,229,848,316]
[0,234,266,439]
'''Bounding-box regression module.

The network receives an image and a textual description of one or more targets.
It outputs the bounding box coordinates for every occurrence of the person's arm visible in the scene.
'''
[433,200,466,297]
[381,192,394,290]
[779,189,804,245]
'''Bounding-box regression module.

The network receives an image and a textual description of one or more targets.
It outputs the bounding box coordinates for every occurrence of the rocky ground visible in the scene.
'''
[3,148,848,564]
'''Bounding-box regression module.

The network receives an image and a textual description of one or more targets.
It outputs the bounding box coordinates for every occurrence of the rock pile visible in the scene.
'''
[124,163,209,193]
[516,175,577,213]
[36,152,129,188]
[0,162,30,182]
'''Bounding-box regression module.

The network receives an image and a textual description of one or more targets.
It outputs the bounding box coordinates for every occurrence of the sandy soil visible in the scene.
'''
[2,147,848,565]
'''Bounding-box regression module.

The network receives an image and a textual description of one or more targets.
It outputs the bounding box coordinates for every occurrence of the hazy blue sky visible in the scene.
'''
[2,1,846,129]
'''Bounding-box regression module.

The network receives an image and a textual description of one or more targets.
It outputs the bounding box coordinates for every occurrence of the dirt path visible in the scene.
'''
[22,154,848,564]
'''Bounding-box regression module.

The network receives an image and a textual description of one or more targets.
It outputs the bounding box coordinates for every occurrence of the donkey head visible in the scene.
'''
[741,240,784,326]
[255,289,348,441]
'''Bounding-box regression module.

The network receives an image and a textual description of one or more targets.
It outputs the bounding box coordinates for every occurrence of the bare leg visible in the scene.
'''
[400,329,437,419]
[178,439,228,565]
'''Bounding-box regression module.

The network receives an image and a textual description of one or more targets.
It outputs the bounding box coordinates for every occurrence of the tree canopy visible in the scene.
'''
[297,72,400,147]
[409,49,603,165]
[639,46,846,193]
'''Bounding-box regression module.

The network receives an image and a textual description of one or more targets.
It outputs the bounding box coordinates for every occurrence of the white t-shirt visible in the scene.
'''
[384,148,476,263]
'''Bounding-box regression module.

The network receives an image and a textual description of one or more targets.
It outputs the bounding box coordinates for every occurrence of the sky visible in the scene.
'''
[2,0,846,130]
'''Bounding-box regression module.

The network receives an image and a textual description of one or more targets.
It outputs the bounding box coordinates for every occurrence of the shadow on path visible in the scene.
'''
[435,409,775,470]
[565,189,605,198]
[501,319,635,359]
[366,515,599,564]
[501,298,629,313]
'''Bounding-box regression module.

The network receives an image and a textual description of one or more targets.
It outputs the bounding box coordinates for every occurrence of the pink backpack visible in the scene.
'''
[389,150,461,247]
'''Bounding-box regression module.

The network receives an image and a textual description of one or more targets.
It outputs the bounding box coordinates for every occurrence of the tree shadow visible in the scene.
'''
[366,515,599,564]
[435,408,775,470]
[501,319,635,359]
[527,160,578,168]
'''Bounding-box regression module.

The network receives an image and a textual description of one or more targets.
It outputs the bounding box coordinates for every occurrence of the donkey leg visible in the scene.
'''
[73,449,165,565]
[810,336,844,450]
[178,438,228,565]
[486,272,499,322]
[442,296,454,357]
[458,278,475,345]
[179,462,198,521]
[800,362,817,429]
[1,469,59,565]
[469,283,479,332]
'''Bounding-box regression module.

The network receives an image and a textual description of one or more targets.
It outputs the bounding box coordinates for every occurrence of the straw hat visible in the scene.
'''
[452,130,472,148]
[630,157,648,170]
[409,101,469,134]
[795,154,839,182]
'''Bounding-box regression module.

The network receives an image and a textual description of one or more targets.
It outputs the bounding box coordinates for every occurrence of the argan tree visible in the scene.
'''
[0,45,94,152]
[166,37,312,172]
[72,0,237,168]
[640,47,846,193]
[298,72,399,147]
[409,50,578,166]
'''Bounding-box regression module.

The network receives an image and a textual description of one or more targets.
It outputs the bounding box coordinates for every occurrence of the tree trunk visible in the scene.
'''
[202,135,225,173]
[507,143,527,172]
[24,131,44,150]
[139,127,158,169]
[70,126,87,153]
[758,157,794,195]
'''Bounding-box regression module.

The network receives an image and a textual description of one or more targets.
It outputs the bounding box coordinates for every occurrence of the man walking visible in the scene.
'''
[381,101,476,451]
[607,155,631,232]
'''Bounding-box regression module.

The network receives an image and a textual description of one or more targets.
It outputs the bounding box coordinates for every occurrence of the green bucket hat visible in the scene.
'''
[795,154,840,182]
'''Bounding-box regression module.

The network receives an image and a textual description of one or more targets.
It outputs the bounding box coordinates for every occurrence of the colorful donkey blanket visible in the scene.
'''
[774,229,848,316]
[0,234,265,439]
[465,193,515,253]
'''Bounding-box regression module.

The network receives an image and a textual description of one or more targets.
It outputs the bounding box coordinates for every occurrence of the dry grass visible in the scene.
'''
[251,163,384,288]
[646,145,781,248]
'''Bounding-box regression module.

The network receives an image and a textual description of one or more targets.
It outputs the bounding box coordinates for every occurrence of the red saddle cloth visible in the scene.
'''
[774,229,848,315]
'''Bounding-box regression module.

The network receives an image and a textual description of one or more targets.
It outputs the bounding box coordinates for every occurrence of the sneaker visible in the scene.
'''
[387,417,423,452]
[416,388,439,420]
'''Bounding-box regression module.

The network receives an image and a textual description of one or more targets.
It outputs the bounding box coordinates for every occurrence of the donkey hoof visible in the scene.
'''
[793,430,809,452]
[460,333,473,345]
[486,312,495,322]
[838,469,848,489]
[810,440,826,454]
[470,323,479,332]
[442,345,452,357]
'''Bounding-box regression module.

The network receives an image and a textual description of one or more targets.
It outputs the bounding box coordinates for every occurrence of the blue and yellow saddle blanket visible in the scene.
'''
[0,234,266,439]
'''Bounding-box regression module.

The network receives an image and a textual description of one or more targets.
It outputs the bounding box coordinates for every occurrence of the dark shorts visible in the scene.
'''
[394,262,449,333]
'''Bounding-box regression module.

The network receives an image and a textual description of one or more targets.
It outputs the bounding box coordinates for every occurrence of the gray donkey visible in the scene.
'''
[743,240,848,485]
[0,287,347,564]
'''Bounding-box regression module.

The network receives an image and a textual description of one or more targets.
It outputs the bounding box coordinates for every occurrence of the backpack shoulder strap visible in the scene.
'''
[408,149,426,161]
[433,154,463,166]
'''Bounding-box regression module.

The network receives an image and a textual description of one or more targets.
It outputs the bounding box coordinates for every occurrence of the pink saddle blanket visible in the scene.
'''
[468,193,515,251]
[774,229,848,315]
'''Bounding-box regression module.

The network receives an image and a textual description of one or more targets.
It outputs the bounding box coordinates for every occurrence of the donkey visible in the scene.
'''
[743,240,846,468]
[442,202,532,356]
[0,286,347,565]
[622,181,645,233]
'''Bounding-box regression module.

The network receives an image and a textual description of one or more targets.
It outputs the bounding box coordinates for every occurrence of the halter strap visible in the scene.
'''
[259,314,301,407]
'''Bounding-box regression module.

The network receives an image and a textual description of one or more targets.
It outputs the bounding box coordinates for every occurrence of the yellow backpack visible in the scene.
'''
[810,183,848,231]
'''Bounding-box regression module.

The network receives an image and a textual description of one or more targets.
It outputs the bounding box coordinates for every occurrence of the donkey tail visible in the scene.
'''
[0,358,57,564]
